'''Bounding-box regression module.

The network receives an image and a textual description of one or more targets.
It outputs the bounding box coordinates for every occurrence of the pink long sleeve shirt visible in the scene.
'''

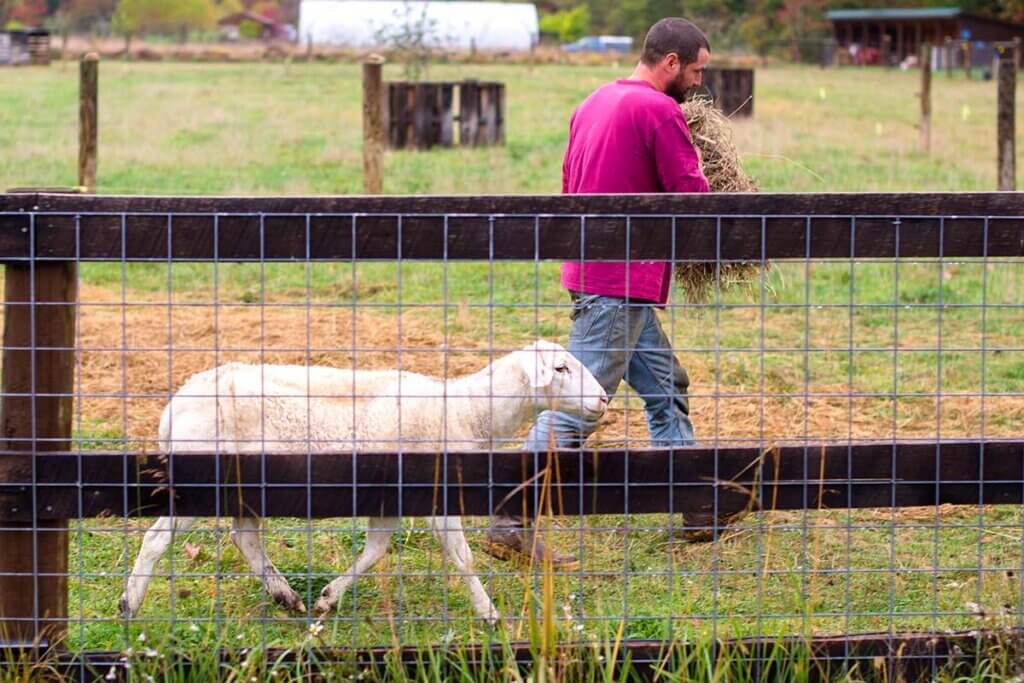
[560,79,710,304]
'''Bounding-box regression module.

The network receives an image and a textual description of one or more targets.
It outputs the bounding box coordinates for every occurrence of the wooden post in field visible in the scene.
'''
[997,44,1016,191]
[881,34,892,68]
[919,43,932,154]
[1015,37,1022,72]
[78,53,98,193]
[362,55,385,194]
[0,217,77,647]
[944,36,953,77]
[963,41,972,78]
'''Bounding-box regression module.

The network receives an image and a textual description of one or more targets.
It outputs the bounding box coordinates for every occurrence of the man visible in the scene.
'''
[482,18,712,569]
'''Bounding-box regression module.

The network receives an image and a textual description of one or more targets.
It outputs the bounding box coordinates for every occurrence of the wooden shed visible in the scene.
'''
[827,7,1024,65]
[218,10,283,41]
[0,29,51,66]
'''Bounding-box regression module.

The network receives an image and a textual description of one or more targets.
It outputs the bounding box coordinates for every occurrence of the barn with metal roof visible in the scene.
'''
[827,6,1024,64]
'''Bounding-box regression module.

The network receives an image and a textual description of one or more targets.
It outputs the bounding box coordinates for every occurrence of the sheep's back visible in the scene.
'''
[161,363,452,454]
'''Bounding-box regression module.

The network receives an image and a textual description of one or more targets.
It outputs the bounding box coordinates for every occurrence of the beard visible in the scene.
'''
[665,72,694,103]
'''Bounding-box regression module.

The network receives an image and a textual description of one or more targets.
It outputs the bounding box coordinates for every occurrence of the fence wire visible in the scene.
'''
[0,205,1022,675]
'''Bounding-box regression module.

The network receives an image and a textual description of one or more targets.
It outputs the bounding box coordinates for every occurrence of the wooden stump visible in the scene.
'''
[699,68,755,118]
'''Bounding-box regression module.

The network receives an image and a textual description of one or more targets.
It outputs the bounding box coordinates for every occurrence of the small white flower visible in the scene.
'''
[145,648,158,658]
[105,666,118,681]
[308,620,325,637]
[573,623,584,632]
[145,675,155,683]
[189,622,200,632]
[137,632,146,643]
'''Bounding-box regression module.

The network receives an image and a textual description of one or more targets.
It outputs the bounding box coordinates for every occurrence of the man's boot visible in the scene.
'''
[673,509,750,543]
[482,516,580,570]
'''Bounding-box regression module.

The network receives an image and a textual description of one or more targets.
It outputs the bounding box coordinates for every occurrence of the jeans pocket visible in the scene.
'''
[569,293,602,321]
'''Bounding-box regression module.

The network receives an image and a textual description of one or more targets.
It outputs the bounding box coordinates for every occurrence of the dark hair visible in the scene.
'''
[640,18,710,67]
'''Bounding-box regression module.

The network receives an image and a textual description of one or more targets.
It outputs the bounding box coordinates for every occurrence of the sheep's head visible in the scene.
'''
[519,340,608,421]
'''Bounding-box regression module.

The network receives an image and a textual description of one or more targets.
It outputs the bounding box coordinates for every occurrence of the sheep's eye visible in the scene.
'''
[554,365,570,374]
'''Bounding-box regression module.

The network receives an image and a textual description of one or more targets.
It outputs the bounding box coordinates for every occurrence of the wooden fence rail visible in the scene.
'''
[1,192,1023,262]
[1,440,1023,521]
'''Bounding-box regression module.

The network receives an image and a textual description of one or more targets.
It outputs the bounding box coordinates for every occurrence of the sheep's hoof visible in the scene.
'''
[273,589,306,613]
[118,595,137,619]
[313,595,335,616]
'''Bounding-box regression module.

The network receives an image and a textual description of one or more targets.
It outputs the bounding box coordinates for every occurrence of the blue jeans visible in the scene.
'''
[526,293,696,450]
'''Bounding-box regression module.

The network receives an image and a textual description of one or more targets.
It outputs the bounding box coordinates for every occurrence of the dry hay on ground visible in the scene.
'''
[57,285,1024,453]
[677,95,763,303]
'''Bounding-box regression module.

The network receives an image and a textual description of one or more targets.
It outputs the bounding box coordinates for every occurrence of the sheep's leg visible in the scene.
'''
[429,516,500,625]
[230,516,305,612]
[314,516,398,615]
[119,515,197,618]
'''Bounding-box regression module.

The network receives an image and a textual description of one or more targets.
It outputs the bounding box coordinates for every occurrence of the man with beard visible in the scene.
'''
[482,18,713,569]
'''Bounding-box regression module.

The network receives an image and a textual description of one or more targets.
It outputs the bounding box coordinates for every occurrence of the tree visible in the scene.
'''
[604,0,682,39]
[112,0,215,47]
[539,5,590,43]
[169,0,215,41]
[51,0,114,36]
[779,0,827,62]
[374,0,440,81]
[8,0,48,26]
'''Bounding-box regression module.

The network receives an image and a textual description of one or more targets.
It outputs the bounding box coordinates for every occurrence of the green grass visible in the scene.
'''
[2,60,1024,676]
[1,61,1022,193]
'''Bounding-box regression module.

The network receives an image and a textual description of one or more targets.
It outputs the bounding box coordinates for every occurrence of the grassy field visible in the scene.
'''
[1,60,1023,663]
[1,60,1022,193]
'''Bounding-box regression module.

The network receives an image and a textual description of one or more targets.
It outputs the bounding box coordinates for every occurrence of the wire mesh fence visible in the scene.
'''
[0,192,1022,676]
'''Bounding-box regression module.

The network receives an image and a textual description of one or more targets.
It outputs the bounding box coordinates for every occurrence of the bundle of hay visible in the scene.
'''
[675,96,761,542]
[675,95,763,302]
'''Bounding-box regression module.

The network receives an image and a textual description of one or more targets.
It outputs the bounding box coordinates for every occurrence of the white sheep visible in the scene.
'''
[119,340,608,624]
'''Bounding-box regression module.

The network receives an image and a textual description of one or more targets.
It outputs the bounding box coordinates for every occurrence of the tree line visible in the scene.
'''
[542,0,1024,55]
[3,0,1023,57]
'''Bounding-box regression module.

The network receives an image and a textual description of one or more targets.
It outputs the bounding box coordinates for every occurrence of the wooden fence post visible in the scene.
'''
[0,246,77,648]
[963,41,972,79]
[997,44,1016,191]
[0,54,89,652]
[78,53,98,193]
[919,43,932,154]
[362,55,385,194]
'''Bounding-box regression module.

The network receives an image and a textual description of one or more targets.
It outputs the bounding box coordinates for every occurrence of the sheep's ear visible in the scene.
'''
[524,341,555,389]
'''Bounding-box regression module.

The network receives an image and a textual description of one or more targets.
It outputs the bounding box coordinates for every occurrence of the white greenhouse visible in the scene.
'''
[298,0,540,52]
